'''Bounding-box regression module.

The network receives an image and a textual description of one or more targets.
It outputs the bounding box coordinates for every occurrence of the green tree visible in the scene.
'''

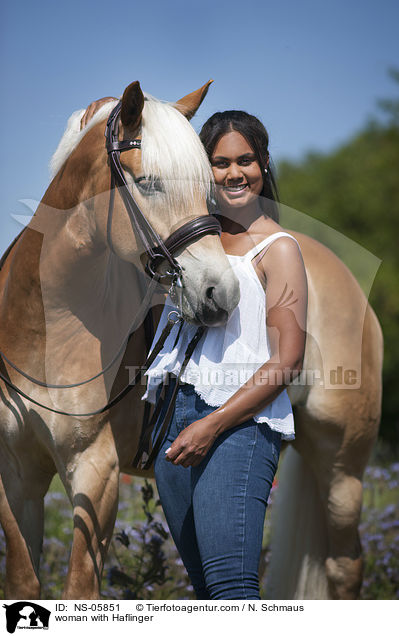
[277,72,399,448]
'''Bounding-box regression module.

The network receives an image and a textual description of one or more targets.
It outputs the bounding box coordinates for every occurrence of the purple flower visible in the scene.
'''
[380,504,396,518]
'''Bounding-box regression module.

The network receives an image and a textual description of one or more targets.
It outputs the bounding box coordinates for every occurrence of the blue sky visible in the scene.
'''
[0,0,398,253]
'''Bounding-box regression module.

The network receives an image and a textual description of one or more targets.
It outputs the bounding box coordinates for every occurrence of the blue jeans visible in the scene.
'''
[152,378,281,600]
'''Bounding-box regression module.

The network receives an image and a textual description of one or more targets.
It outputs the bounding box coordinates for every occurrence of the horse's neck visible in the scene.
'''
[40,232,142,346]
[5,206,147,385]
[35,135,144,336]
[43,250,145,387]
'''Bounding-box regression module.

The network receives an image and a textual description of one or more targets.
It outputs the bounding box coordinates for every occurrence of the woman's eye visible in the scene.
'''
[135,177,163,194]
[212,161,228,169]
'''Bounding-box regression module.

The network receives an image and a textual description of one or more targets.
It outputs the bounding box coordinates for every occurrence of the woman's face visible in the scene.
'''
[210,131,264,212]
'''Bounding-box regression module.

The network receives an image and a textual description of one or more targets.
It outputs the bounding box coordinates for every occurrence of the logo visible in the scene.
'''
[3,603,50,633]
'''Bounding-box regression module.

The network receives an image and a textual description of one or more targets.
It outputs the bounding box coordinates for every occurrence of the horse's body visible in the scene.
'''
[0,82,382,600]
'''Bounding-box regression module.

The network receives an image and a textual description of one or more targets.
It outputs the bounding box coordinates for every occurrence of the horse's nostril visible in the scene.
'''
[206,286,215,300]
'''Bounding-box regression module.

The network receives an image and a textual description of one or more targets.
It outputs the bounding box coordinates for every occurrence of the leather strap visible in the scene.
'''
[133,306,156,463]
[133,325,206,470]
[165,216,221,253]
[106,101,180,272]
[147,216,221,276]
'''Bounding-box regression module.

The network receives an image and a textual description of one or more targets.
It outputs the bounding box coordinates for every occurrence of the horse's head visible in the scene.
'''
[86,81,239,326]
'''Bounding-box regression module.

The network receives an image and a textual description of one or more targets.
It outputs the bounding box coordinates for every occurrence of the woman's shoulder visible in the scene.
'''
[259,232,305,285]
[251,220,303,272]
[259,217,298,243]
[252,220,300,254]
[251,218,296,242]
[221,216,299,258]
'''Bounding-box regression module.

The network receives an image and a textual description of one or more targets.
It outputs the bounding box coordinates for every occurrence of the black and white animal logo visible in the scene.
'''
[3,602,50,633]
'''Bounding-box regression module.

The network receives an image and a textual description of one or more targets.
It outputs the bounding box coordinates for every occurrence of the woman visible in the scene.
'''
[82,102,308,600]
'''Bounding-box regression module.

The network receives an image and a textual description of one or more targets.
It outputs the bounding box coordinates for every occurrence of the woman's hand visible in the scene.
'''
[80,97,116,130]
[165,416,219,468]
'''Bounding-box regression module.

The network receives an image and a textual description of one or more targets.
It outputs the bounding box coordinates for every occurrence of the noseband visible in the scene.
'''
[105,101,221,283]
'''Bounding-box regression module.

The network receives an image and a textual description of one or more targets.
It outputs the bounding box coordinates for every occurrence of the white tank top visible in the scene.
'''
[143,231,300,440]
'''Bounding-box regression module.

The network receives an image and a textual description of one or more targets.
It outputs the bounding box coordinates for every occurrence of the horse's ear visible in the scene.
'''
[175,80,213,120]
[121,81,145,129]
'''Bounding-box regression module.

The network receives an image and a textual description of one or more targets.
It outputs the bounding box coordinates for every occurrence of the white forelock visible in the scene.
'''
[48,94,213,206]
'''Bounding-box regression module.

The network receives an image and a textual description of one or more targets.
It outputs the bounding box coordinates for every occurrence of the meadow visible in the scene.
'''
[0,448,398,600]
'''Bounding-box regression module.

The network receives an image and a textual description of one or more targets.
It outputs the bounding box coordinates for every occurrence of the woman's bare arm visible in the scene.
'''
[165,237,308,467]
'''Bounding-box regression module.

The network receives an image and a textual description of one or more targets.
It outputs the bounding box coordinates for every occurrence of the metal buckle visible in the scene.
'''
[145,258,171,280]
[167,310,183,325]
[169,269,183,314]
[145,256,182,282]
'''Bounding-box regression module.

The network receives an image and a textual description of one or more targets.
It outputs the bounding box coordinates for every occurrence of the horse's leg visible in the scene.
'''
[61,424,119,599]
[265,440,330,599]
[266,404,378,600]
[0,447,54,599]
[320,467,364,599]
[308,310,382,599]
[290,393,378,600]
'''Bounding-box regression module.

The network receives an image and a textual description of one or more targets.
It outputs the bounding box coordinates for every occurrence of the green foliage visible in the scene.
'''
[277,74,399,447]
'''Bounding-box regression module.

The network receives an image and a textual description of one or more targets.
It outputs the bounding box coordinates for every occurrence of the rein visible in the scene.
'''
[0,308,177,417]
[0,274,160,390]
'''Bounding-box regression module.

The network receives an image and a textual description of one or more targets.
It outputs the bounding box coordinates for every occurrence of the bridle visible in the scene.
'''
[0,100,220,420]
[105,100,221,286]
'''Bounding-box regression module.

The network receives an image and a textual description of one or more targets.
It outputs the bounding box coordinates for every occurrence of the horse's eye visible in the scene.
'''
[135,176,164,195]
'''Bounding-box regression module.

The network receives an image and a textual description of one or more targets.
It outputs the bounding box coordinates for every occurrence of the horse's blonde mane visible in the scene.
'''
[49,100,118,178]
[141,95,213,205]
[49,94,213,206]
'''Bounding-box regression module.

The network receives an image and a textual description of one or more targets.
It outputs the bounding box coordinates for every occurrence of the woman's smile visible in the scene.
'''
[211,130,264,212]
[223,183,248,195]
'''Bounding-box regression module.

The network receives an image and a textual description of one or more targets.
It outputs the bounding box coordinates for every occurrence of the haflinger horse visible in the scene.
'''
[0,80,240,599]
[0,81,383,601]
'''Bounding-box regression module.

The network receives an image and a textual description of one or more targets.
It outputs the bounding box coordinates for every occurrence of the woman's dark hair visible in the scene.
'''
[199,110,279,222]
